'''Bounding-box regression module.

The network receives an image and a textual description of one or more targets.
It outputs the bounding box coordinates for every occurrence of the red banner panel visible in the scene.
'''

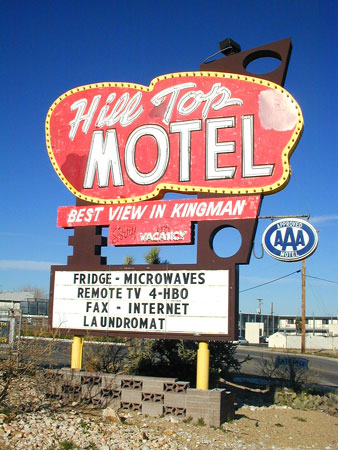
[57,195,260,245]
[109,220,192,246]
[46,72,303,204]
[57,196,260,227]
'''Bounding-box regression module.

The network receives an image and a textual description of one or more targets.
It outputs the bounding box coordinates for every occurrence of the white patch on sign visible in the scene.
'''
[258,90,298,131]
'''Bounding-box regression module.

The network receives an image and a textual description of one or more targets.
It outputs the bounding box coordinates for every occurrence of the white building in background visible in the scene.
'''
[0,291,48,315]
[278,316,338,335]
[245,322,264,344]
[239,312,338,345]
[0,291,35,312]
[268,332,338,350]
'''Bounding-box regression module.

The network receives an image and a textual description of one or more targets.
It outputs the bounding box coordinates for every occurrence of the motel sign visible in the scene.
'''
[46,38,303,340]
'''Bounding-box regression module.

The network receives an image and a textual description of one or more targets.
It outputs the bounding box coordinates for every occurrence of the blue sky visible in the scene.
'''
[2,0,337,316]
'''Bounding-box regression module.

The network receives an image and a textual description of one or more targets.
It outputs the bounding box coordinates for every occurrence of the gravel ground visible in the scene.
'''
[1,374,337,449]
[0,403,337,449]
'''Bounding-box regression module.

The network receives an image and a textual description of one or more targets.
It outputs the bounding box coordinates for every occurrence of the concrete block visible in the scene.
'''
[101,375,121,389]
[81,374,101,385]
[100,388,112,397]
[121,378,143,390]
[186,402,209,412]
[105,397,121,409]
[164,392,186,408]
[207,411,221,428]
[174,382,190,392]
[141,392,153,402]
[51,371,234,427]
[163,406,186,417]
[120,401,130,411]
[142,392,164,403]
[140,376,177,382]
[219,391,236,423]
[152,393,164,403]
[186,401,209,411]
[62,383,82,395]
[67,374,83,386]
[188,389,235,427]
[120,401,142,411]
[100,388,121,399]
[186,407,210,416]
[164,381,189,392]
[81,384,101,401]
[60,369,81,383]
[121,390,142,403]
[91,397,105,407]
[142,379,166,393]
[185,388,228,427]
[186,389,210,403]
[208,389,222,401]
[142,402,163,417]
[187,388,210,396]
[188,412,210,424]
[132,379,143,390]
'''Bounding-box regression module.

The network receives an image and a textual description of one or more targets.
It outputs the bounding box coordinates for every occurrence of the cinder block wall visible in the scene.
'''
[52,370,235,427]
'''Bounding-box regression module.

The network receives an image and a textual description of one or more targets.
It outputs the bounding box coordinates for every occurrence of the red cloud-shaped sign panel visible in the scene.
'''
[46,72,303,204]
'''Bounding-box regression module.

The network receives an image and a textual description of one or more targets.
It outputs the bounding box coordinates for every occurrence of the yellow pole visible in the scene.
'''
[71,336,84,370]
[196,341,209,390]
[301,259,306,354]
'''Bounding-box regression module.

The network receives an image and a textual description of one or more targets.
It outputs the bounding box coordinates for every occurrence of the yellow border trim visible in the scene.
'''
[45,71,304,204]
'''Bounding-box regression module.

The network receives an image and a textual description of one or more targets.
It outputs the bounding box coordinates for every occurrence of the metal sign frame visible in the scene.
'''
[48,38,294,341]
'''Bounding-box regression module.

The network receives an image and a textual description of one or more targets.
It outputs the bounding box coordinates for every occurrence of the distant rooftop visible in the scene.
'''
[0,291,35,302]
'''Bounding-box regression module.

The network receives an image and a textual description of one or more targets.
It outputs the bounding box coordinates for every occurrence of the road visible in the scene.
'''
[236,345,338,388]
[6,339,337,388]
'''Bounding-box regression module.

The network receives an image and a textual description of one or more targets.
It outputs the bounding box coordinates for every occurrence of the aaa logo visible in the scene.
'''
[262,219,318,262]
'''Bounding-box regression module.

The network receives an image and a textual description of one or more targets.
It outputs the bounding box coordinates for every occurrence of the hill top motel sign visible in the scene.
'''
[46,38,304,341]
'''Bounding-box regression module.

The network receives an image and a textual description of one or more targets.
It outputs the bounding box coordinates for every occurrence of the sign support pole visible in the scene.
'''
[196,342,209,390]
[301,259,306,353]
[71,336,84,370]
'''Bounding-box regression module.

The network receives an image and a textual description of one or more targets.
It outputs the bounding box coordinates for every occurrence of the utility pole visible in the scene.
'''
[271,302,274,335]
[301,259,306,353]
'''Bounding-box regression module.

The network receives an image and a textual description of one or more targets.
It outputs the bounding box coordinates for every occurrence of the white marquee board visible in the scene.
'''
[52,269,229,336]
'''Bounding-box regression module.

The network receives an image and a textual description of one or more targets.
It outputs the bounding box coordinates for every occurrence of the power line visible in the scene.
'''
[306,274,338,285]
[240,270,338,294]
[240,270,301,293]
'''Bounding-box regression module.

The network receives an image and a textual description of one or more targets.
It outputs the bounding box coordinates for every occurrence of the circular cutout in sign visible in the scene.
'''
[262,218,318,262]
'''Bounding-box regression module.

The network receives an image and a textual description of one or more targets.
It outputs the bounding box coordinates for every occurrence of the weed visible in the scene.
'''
[293,416,307,422]
[59,440,76,450]
[79,419,89,430]
[274,423,283,427]
[196,417,205,426]
[183,416,193,424]
[220,427,233,433]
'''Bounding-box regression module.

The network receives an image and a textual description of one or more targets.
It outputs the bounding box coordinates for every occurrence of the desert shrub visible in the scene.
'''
[83,339,127,373]
[124,339,196,382]
[124,339,241,386]
[209,341,242,386]
[0,334,61,414]
[257,355,317,392]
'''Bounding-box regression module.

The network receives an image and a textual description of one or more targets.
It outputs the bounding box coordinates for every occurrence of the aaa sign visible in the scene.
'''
[46,72,303,204]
